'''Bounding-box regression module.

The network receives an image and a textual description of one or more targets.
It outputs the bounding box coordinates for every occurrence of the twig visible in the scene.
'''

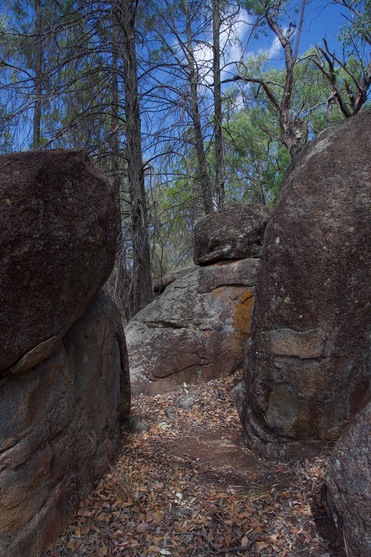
[184,529,256,555]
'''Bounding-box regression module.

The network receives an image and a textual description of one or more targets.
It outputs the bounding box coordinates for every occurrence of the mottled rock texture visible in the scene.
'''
[0,149,119,373]
[126,259,258,395]
[0,292,130,557]
[193,204,272,265]
[323,403,371,557]
[241,112,371,460]
[153,267,196,295]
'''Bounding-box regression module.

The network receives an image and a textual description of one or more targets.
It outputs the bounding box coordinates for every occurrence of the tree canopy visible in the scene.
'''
[1,0,370,315]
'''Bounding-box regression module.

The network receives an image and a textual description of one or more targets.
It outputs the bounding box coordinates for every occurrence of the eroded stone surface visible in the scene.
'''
[126,259,258,394]
[0,292,130,557]
[241,113,371,460]
[0,149,119,373]
[153,267,196,294]
[193,204,272,265]
[323,403,371,557]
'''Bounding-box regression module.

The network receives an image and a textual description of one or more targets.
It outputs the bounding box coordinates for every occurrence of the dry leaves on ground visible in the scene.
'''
[46,372,342,557]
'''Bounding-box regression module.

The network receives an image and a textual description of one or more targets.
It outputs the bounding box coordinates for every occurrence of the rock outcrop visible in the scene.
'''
[0,292,130,557]
[0,150,129,556]
[323,402,371,557]
[0,149,119,373]
[153,267,197,295]
[194,204,271,265]
[126,258,258,395]
[240,113,371,459]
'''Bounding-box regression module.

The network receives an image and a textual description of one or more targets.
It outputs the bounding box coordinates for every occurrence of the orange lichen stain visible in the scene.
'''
[233,288,255,334]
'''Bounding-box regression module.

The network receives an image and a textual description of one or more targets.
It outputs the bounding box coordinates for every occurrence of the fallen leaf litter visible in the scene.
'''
[45,372,342,557]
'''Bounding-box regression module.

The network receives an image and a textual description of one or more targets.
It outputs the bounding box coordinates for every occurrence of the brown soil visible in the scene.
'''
[46,372,344,557]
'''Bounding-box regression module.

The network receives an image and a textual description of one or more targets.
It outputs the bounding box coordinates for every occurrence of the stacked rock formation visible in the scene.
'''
[126,204,271,395]
[0,150,130,557]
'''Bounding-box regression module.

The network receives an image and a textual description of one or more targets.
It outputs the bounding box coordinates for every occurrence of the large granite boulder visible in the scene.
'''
[193,204,272,265]
[126,259,258,395]
[0,292,130,557]
[241,113,371,459]
[0,149,119,373]
[323,403,371,557]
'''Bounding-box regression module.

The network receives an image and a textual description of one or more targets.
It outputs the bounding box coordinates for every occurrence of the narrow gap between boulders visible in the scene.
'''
[46,372,343,557]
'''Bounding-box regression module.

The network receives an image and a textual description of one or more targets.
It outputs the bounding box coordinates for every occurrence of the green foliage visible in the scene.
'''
[336,0,371,47]
[149,161,201,276]
[1,0,370,284]
[223,96,290,204]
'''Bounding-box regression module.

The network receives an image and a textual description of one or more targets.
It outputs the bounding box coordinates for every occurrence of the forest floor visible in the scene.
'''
[45,372,344,557]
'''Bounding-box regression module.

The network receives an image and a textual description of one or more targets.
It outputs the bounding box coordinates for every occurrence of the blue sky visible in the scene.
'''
[242,1,351,62]
[190,1,359,86]
[285,1,350,52]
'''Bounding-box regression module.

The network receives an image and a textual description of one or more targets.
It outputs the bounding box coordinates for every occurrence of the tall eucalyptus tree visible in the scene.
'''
[146,0,240,210]
[117,0,153,315]
[232,0,308,158]
[32,0,42,148]
[212,0,225,209]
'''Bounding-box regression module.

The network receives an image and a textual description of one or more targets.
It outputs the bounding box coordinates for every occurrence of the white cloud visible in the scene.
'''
[266,34,282,59]
[189,7,253,85]
[244,27,296,66]
[170,7,253,89]
[221,9,253,78]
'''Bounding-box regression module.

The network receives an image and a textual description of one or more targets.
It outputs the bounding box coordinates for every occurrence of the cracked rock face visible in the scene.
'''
[0,149,119,374]
[0,292,130,557]
[241,112,371,460]
[126,259,258,395]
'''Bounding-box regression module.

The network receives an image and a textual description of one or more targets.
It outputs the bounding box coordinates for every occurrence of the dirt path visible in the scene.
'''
[46,373,342,557]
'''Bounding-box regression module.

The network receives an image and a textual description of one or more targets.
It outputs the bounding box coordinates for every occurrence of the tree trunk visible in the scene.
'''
[184,0,214,214]
[212,0,225,209]
[265,0,307,158]
[111,11,121,200]
[119,0,153,316]
[33,0,42,149]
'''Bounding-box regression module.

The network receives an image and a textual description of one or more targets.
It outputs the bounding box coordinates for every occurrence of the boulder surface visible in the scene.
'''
[0,149,119,373]
[323,402,371,557]
[241,113,371,459]
[126,259,258,394]
[0,292,130,557]
[193,203,271,265]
